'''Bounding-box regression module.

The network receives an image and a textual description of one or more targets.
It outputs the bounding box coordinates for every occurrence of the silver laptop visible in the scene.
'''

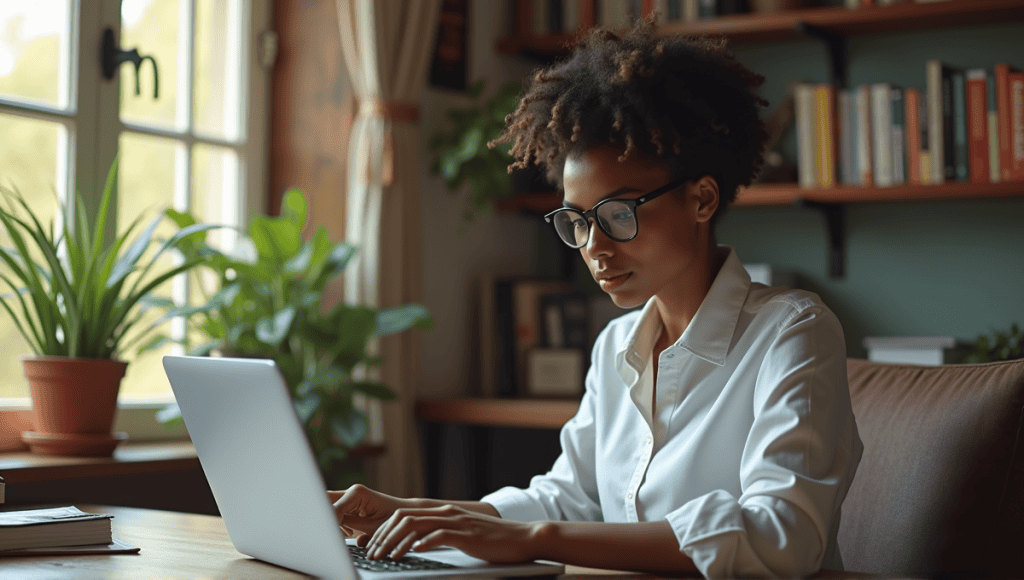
[162,355,564,580]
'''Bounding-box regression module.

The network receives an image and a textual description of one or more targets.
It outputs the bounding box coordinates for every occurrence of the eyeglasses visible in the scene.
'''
[544,177,691,249]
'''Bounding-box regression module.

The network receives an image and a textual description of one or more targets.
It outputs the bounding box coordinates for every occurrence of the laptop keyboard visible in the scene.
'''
[348,544,458,572]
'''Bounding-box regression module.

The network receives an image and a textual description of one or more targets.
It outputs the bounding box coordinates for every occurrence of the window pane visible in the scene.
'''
[194,0,244,141]
[0,0,72,108]
[120,0,187,131]
[117,131,185,399]
[189,144,240,350]
[0,114,63,398]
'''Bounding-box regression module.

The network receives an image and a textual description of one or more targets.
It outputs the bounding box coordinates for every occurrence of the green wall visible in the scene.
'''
[718,21,1024,358]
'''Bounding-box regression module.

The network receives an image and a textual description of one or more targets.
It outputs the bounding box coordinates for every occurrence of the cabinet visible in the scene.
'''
[492,0,1024,277]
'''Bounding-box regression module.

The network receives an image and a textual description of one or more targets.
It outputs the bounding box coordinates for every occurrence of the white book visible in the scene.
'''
[872,83,894,187]
[654,0,670,22]
[926,59,946,184]
[855,85,874,186]
[795,84,818,189]
[599,0,630,27]
[683,0,699,21]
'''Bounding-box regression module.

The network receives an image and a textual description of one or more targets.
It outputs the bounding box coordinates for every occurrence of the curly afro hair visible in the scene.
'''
[488,15,769,227]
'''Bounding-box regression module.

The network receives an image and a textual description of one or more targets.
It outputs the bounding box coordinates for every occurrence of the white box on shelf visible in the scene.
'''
[863,336,966,366]
[743,264,797,288]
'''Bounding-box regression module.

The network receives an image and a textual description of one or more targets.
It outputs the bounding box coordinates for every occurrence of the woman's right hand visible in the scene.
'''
[328,484,413,545]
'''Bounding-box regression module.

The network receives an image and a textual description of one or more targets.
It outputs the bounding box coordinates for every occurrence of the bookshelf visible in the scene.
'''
[497,1,1024,55]
[494,0,1024,277]
[416,398,579,429]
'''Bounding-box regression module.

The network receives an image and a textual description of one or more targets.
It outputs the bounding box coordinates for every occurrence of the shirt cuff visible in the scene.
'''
[479,486,553,523]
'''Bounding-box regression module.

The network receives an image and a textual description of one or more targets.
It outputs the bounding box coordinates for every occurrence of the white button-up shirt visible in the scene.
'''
[482,247,863,578]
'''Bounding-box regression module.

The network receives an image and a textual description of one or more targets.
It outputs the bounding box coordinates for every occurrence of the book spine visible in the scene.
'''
[920,93,931,184]
[683,0,699,21]
[891,87,905,185]
[905,88,921,185]
[1011,71,1024,181]
[816,84,837,188]
[966,69,990,184]
[856,84,874,186]
[872,83,893,187]
[995,63,1013,181]
[795,83,818,188]
[987,73,1001,183]
[641,0,655,18]
[838,89,854,185]
[516,0,533,36]
[952,70,968,181]
[942,65,957,182]
[661,0,680,21]
[926,60,945,184]
[698,0,716,18]
[549,0,564,33]
[563,0,581,31]
[533,0,550,35]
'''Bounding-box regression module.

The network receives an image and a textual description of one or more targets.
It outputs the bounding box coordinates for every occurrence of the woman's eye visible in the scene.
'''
[612,212,632,221]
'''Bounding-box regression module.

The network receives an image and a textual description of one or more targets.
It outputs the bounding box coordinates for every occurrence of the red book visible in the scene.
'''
[580,0,597,28]
[994,64,1020,181]
[516,0,532,36]
[966,69,990,184]
[905,88,922,184]
[642,0,655,18]
[1010,71,1024,181]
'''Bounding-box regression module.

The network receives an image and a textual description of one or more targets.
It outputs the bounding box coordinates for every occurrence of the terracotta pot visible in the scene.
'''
[21,356,129,456]
[750,0,809,13]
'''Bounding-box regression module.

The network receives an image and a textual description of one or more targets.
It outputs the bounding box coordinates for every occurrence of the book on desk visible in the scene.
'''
[0,505,139,556]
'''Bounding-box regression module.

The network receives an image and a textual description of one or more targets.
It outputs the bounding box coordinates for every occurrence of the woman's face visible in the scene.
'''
[562,145,715,310]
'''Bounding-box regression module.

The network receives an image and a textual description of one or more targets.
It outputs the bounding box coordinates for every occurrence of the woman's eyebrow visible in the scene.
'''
[562,187,642,209]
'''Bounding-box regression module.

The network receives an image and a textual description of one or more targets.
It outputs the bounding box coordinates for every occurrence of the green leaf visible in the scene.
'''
[466,78,485,99]
[137,333,173,355]
[250,215,302,265]
[187,341,221,356]
[331,407,369,448]
[105,214,163,289]
[281,188,308,229]
[295,366,344,397]
[376,304,433,336]
[349,381,396,401]
[294,393,321,424]
[454,124,485,163]
[255,305,296,345]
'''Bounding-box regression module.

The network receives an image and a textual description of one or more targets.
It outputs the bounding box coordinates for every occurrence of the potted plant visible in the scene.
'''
[963,323,1024,363]
[149,189,433,487]
[430,79,551,225]
[0,160,215,456]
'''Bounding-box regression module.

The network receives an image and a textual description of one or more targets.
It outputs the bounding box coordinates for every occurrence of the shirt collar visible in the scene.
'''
[616,246,751,378]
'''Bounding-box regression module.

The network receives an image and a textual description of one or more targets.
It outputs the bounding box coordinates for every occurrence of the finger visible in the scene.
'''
[366,505,459,554]
[413,528,469,553]
[372,515,454,561]
[387,530,424,561]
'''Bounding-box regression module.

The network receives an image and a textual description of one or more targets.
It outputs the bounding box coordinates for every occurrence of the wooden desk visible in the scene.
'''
[1,505,884,579]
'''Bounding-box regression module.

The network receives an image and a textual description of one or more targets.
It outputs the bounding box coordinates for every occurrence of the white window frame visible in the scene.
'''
[0,0,272,441]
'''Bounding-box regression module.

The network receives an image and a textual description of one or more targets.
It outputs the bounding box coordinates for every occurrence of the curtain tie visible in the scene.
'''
[360,100,418,187]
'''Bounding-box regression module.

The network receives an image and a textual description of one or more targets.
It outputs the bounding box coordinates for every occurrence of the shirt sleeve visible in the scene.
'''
[665,304,863,579]
[480,343,604,523]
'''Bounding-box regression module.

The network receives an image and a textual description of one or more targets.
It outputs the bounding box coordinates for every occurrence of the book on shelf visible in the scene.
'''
[654,0,696,22]
[994,63,1020,181]
[855,84,874,186]
[598,0,631,27]
[987,72,1001,182]
[794,83,818,189]
[891,87,906,185]
[816,83,838,188]
[871,83,895,187]
[838,88,855,186]
[920,92,932,185]
[905,87,923,185]
[966,68,991,184]
[1010,69,1024,181]
[926,59,960,184]
[0,475,4,504]
[952,69,969,182]
[0,506,112,553]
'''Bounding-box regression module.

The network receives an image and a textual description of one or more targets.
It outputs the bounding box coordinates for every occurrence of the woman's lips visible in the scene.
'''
[599,272,630,291]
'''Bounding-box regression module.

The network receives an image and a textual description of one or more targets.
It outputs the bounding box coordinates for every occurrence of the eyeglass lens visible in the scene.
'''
[552,200,637,248]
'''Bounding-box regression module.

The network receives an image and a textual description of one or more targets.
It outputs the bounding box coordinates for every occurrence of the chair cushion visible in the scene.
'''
[838,358,1024,578]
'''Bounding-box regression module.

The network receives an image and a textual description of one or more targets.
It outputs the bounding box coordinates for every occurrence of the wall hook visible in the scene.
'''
[101,28,160,99]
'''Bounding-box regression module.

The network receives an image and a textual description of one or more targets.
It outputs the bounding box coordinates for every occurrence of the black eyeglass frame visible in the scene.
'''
[543,176,692,248]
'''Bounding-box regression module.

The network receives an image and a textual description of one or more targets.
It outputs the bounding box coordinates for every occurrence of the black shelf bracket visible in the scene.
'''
[795,21,848,89]
[795,199,846,279]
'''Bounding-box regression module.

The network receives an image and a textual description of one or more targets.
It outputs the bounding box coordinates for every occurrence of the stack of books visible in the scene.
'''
[0,505,139,556]
[794,60,1024,189]
[510,0,749,36]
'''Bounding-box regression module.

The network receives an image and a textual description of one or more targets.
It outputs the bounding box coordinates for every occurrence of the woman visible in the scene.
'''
[330,17,862,578]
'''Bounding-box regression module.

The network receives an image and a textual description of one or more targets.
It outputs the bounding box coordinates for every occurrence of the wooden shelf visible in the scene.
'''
[498,181,1024,215]
[416,398,580,429]
[497,0,1024,56]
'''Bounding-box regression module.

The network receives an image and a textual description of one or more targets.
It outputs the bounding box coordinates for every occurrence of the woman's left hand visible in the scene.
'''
[363,503,545,564]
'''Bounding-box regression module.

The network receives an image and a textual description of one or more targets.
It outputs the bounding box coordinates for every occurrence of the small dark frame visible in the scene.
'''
[429,0,469,91]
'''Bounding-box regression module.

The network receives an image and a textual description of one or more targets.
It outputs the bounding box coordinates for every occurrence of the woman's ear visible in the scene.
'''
[693,175,719,223]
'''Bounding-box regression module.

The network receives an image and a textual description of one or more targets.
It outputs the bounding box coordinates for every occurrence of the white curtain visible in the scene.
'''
[336,0,441,497]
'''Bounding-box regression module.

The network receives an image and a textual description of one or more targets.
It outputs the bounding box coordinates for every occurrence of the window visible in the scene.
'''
[0,0,270,437]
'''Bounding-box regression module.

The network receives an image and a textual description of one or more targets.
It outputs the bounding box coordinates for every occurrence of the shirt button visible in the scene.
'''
[646,435,652,444]
[627,492,634,499]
